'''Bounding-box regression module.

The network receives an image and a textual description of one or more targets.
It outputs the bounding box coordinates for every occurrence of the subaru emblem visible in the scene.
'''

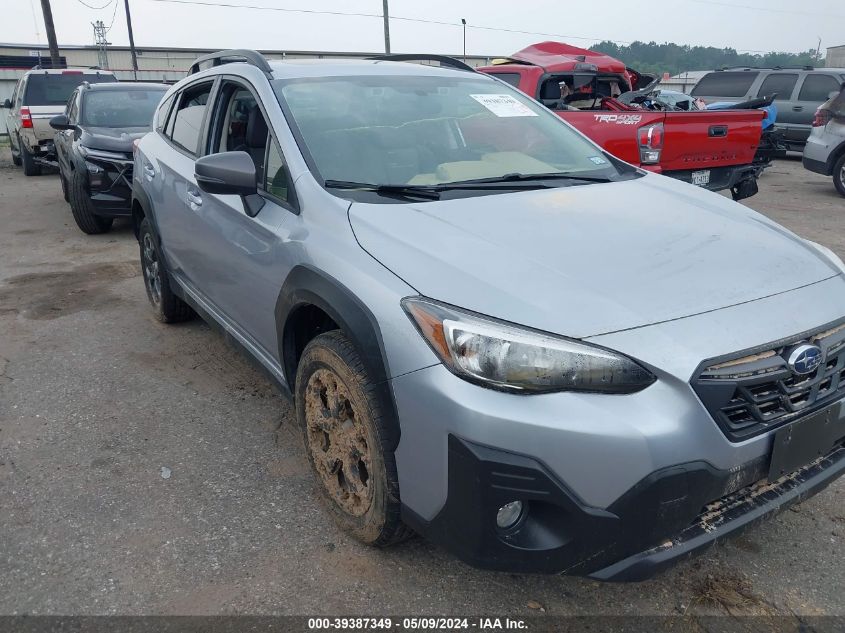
[787,344,823,375]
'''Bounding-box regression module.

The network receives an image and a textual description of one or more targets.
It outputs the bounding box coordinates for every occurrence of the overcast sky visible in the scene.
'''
[6,0,844,57]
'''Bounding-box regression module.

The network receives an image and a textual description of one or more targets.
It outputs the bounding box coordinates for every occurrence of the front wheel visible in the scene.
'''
[138,218,194,323]
[295,331,412,546]
[834,154,845,198]
[69,170,113,234]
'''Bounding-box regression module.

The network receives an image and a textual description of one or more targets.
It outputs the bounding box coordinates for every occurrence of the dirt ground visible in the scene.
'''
[0,148,843,620]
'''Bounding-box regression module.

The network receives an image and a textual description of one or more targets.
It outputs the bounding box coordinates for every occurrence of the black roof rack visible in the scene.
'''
[367,54,475,72]
[188,49,273,78]
[717,65,817,72]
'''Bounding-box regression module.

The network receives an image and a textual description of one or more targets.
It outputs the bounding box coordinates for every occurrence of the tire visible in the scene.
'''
[11,138,22,166]
[138,217,194,323]
[69,170,113,234]
[295,330,412,547]
[20,137,41,176]
[60,172,70,202]
[834,154,845,198]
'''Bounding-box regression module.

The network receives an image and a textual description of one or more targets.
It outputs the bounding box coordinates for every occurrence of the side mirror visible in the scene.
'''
[2,99,12,109]
[49,114,73,130]
[195,151,265,216]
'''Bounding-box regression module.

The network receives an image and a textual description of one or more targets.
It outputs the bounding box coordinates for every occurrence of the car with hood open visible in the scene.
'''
[131,50,845,581]
[50,81,168,234]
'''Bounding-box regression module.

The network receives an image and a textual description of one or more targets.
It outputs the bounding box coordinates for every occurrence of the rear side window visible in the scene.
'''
[691,72,758,98]
[489,73,521,89]
[756,73,798,100]
[23,73,116,106]
[798,74,842,102]
[167,81,213,155]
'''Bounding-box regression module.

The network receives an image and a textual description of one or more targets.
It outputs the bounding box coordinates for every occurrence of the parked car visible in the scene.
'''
[690,67,845,151]
[49,81,168,234]
[478,43,766,201]
[803,83,845,196]
[133,50,845,581]
[1,67,117,175]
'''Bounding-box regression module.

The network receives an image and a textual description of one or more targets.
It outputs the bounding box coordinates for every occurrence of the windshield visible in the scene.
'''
[24,73,116,106]
[273,74,631,193]
[81,89,167,128]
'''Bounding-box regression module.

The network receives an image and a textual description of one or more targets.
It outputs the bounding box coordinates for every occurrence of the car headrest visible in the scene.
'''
[245,106,268,148]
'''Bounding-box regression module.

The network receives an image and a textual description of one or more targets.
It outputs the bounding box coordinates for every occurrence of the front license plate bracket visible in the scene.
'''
[768,403,845,481]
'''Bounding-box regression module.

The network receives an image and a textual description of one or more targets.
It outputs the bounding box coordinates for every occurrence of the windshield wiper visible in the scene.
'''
[324,179,441,200]
[444,172,615,186]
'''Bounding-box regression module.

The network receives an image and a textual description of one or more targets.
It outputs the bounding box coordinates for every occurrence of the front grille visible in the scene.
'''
[692,321,845,441]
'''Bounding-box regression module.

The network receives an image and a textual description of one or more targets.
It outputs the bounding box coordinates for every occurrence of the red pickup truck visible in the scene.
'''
[478,42,766,200]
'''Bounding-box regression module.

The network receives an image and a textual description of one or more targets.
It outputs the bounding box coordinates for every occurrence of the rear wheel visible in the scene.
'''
[11,137,22,166]
[296,331,412,547]
[139,218,193,323]
[20,137,41,176]
[834,154,845,198]
[69,170,113,234]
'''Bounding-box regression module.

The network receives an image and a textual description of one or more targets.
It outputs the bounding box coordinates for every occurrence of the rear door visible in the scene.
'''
[755,71,800,139]
[792,73,845,144]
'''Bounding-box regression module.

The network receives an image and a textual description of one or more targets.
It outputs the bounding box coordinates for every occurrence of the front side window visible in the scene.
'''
[80,89,167,128]
[691,72,758,98]
[208,82,269,185]
[66,90,78,123]
[168,81,213,155]
[798,74,842,102]
[274,74,631,198]
[263,140,290,202]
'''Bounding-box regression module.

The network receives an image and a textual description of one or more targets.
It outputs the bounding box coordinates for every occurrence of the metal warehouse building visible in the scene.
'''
[828,45,845,68]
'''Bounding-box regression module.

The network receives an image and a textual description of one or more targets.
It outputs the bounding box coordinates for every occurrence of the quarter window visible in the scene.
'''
[756,74,797,100]
[263,139,290,203]
[168,81,213,155]
[798,75,841,102]
[155,93,175,133]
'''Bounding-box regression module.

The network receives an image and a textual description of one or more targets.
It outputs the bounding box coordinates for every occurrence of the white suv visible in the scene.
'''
[2,67,116,175]
[803,83,845,197]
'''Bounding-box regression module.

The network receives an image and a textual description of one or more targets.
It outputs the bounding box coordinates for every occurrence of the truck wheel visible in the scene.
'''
[834,154,845,198]
[20,137,41,176]
[139,218,194,323]
[295,331,412,547]
[11,139,22,166]
[69,170,112,234]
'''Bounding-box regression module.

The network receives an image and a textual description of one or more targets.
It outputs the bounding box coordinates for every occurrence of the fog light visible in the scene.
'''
[496,501,524,529]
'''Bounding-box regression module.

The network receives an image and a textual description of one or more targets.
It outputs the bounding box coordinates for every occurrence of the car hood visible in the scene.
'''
[349,174,840,339]
[80,126,149,153]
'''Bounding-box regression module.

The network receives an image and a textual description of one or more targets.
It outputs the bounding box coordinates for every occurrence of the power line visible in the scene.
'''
[104,0,121,31]
[142,0,815,55]
[690,0,844,19]
[73,0,116,10]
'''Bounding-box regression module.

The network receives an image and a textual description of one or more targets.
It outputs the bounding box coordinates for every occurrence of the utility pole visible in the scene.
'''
[124,0,139,79]
[382,0,390,54]
[92,20,111,69]
[39,0,61,68]
[461,18,466,62]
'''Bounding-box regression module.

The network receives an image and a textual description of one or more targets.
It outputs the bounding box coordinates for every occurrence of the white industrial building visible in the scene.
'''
[827,45,845,68]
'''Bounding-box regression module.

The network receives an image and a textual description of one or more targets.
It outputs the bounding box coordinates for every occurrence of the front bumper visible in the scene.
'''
[84,156,134,216]
[401,433,845,581]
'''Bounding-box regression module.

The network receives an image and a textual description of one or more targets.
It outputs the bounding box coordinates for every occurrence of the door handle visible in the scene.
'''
[186,189,203,208]
[792,106,803,112]
[708,125,728,138]
[142,162,156,179]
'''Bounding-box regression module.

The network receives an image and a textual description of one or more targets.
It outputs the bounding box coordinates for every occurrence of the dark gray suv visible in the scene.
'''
[691,67,845,150]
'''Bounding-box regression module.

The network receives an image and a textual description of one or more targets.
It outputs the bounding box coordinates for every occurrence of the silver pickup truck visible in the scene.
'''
[3,67,116,175]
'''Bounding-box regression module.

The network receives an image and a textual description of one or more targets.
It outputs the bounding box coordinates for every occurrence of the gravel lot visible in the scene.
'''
[1,148,843,620]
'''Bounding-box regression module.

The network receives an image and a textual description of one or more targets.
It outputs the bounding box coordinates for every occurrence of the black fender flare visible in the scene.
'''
[275,265,401,449]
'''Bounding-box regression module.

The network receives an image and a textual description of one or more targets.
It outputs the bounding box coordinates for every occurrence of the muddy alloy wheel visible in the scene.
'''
[835,154,845,198]
[295,331,412,546]
[142,232,162,307]
[304,368,374,517]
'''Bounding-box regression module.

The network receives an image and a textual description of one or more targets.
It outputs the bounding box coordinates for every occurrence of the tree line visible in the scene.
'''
[590,41,823,76]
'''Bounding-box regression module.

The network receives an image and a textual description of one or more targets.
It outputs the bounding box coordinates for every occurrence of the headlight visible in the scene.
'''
[402,297,656,394]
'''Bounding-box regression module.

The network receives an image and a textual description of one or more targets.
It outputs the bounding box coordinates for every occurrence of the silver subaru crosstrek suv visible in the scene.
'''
[132,50,845,581]
[803,82,845,197]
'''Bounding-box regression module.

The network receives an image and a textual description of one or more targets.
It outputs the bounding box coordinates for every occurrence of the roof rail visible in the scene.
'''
[367,54,475,73]
[188,49,273,78]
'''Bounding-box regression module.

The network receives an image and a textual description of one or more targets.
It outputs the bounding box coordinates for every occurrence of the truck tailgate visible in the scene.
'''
[661,110,764,171]
[29,106,65,143]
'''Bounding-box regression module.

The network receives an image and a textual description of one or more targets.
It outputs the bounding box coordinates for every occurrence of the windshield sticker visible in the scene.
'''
[588,156,608,165]
[470,94,538,117]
